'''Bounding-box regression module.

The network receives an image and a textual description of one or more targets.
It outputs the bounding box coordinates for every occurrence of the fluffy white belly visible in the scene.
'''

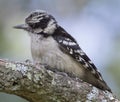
[30,34,84,77]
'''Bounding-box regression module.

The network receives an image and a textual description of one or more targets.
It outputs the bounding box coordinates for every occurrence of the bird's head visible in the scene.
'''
[14,10,57,34]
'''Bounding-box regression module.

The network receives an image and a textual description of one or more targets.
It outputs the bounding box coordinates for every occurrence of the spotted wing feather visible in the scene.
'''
[53,26,101,78]
[53,26,111,92]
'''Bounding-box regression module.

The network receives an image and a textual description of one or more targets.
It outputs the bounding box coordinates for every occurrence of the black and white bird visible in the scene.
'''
[14,10,111,92]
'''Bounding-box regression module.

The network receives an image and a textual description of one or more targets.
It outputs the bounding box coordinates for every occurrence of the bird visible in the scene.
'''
[14,10,112,92]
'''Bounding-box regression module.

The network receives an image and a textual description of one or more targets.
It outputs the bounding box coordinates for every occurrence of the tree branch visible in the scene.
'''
[0,59,119,102]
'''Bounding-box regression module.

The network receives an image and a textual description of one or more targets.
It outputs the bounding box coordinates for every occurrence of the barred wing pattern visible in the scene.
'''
[53,26,111,92]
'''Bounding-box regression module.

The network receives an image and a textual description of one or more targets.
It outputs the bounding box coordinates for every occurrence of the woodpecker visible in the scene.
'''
[14,10,112,92]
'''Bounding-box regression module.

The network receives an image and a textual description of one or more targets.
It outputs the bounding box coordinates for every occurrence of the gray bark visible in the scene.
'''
[0,59,119,102]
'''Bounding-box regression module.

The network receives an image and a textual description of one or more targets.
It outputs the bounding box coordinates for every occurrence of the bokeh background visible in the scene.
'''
[0,0,120,101]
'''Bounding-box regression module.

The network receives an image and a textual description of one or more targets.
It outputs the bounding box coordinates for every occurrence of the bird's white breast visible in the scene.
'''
[30,33,84,77]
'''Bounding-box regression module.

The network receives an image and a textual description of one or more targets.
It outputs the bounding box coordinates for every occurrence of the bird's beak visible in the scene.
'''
[13,24,29,30]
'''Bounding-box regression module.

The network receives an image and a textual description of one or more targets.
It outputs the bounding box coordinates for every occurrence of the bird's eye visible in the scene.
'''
[28,23,34,28]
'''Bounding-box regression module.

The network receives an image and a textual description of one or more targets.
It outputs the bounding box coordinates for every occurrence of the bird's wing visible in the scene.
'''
[53,26,103,81]
[53,26,112,92]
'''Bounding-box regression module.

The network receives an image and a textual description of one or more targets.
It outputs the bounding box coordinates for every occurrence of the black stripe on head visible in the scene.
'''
[27,17,51,29]
[25,10,57,30]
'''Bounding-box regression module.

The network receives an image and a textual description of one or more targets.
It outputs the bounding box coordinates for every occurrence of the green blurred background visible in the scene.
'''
[0,0,120,101]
